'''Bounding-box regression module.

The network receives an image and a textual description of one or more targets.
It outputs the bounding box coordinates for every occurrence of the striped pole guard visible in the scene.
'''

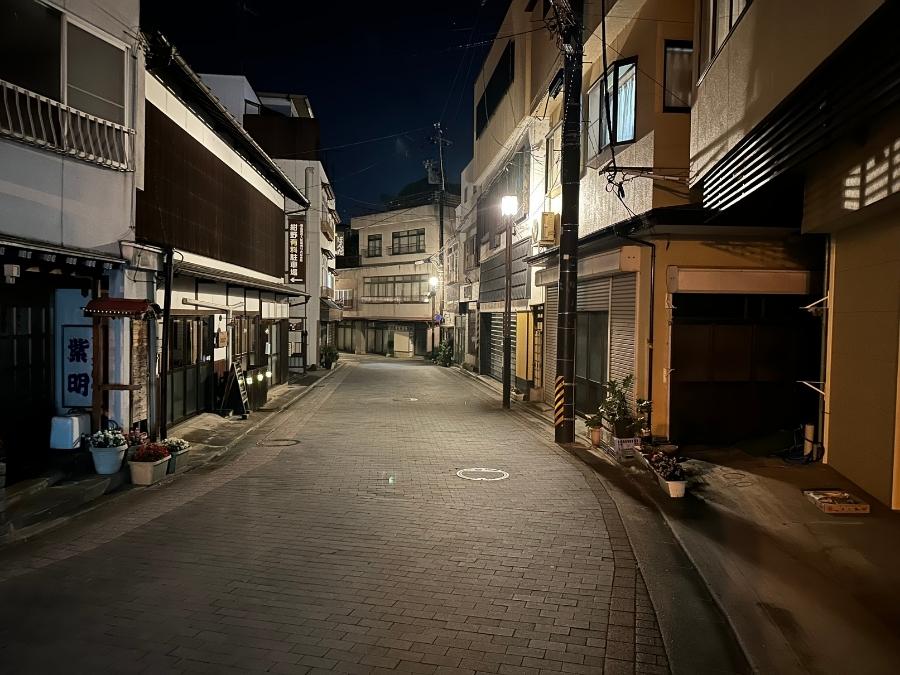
[554,375,566,426]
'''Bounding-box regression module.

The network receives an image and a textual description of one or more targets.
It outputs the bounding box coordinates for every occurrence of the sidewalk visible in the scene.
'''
[452,365,900,674]
[0,365,341,547]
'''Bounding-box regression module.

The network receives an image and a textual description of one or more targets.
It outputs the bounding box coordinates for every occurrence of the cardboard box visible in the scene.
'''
[803,489,870,514]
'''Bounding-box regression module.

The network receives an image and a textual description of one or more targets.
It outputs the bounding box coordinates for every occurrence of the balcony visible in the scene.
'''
[361,295,430,304]
[0,79,134,171]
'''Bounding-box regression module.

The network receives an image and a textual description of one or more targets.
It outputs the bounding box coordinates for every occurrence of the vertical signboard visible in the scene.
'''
[286,215,305,284]
[62,325,93,408]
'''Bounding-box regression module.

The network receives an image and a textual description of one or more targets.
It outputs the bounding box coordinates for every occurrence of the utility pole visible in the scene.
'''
[431,123,452,265]
[158,248,175,440]
[554,0,583,444]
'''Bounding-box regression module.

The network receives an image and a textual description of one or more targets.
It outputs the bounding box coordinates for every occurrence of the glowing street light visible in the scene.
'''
[500,195,519,216]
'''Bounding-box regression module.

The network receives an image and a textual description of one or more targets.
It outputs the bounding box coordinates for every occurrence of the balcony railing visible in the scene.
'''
[0,79,134,171]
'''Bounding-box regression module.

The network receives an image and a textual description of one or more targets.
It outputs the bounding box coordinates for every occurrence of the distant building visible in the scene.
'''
[336,191,456,358]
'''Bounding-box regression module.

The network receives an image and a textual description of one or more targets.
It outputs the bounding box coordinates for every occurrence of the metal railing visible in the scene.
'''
[360,295,430,304]
[0,79,134,171]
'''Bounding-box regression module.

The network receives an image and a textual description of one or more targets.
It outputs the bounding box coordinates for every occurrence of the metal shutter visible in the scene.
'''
[577,276,610,311]
[487,313,516,386]
[609,273,637,400]
[543,285,558,405]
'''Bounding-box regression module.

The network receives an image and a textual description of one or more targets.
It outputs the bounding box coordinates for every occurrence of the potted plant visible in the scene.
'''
[321,344,339,369]
[433,340,453,367]
[163,437,191,474]
[584,409,605,447]
[128,443,171,486]
[125,429,147,461]
[88,429,128,475]
[597,375,646,461]
[647,451,687,498]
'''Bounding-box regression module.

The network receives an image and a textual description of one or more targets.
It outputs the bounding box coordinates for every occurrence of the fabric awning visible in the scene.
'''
[84,298,162,319]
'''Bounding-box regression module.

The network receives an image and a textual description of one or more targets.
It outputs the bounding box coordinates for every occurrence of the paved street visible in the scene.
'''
[0,357,673,675]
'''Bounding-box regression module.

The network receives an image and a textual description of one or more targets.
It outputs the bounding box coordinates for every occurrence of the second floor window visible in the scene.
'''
[664,41,694,111]
[367,234,382,257]
[464,235,479,270]
[392,228,426,255]
[363,274,430,301]
[700,0,752,75]
[545,124,562,195]
[586,59,637,157]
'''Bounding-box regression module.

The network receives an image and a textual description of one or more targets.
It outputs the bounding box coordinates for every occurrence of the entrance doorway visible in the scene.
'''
[669,293,821,444]
[166,316,213,425]
[575,311,609,415]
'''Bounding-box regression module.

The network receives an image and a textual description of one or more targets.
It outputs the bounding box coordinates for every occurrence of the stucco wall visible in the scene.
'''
[690,0,883,183]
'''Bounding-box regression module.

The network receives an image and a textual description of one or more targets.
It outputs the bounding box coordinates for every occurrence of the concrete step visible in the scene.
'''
[5,471,127,531]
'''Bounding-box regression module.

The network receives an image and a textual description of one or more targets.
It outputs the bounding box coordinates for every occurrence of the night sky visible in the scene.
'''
[141,0,509,220]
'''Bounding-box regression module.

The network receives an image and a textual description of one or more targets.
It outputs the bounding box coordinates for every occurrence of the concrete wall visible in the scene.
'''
[198,74,260,125]
[690,0,883,183]
[351,204,447,267]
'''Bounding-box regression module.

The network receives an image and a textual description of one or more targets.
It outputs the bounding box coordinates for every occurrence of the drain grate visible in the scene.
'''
[456,467,509,481]
[256,439,301,447]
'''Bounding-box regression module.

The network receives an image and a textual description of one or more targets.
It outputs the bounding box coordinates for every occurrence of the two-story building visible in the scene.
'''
[196,79,341,370]
[689,0,900,508]
[336,192,454,357]
[128,33,308,431]
[0,0,141,484]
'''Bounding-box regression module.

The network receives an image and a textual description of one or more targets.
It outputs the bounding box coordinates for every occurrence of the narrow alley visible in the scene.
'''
[0,357,741,674]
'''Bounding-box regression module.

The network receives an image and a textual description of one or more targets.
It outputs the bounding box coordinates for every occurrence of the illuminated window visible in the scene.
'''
[664,41,693,111]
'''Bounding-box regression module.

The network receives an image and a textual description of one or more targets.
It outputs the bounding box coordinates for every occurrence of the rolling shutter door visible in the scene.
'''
[543,285,558,405]
[487,313,516,386]
[609,273,637,393]
[577,276,610,311]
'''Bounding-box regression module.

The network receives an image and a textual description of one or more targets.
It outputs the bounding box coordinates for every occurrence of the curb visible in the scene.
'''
[0,364,344,550]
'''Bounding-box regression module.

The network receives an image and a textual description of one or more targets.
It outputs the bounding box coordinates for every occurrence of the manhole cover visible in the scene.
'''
[256,439,301,447]
[456,467,509,481]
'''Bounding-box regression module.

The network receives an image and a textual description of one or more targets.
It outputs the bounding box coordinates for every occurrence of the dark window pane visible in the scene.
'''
[67,24,125,123]
[0,0,61,100]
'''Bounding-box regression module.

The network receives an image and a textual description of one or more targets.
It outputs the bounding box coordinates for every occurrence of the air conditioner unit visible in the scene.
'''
[532,212,559,247]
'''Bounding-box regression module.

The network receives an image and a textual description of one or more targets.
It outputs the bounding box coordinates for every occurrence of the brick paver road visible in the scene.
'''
[0,357,669,674]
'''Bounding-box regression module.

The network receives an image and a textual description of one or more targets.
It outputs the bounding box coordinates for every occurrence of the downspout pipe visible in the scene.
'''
[613,225,656,435]
[158,248,175,440]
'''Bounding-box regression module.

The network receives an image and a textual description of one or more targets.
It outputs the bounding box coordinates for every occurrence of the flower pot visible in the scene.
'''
[89,444,127,475]
[166,448,190,474]
[589,426,603,446]
[656,473,687,498]
[129,456,170,486]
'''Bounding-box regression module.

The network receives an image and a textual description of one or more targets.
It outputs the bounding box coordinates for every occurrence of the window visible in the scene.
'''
[586,59,637,158]
[575,312,610,415]
[664,41,693,111]
[464,235,480,270]
[699,0,752,75]
[244,100,261,115]
[67,24,125,124]
[363,274,430,302]
[545,124,562,194]
[476,41,515,138]
[367,234,382,257]
[391,228,426,255]
[447,242,459,284]
[0,1,125,125]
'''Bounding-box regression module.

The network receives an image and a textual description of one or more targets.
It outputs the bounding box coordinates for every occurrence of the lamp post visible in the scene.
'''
[500,196,518,409]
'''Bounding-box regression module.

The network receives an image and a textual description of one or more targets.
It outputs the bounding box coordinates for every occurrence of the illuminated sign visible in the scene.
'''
[286,215,305,284]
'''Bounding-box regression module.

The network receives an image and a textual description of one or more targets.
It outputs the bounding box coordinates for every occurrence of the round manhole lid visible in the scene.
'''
[256,439,301,447]
[456,467,509,481]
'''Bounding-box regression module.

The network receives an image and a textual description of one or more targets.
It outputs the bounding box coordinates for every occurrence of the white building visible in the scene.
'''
[0,0,142,483]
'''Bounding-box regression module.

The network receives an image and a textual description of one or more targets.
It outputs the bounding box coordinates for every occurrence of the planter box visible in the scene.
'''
[656,473,687,498]
[90,445,127,475]
[129,457,170,486]
[166,449,190,474]
[600,428,638,461]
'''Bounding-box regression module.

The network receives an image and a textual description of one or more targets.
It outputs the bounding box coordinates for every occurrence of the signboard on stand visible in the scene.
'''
[62,325,93,408]
[286,216,306,284]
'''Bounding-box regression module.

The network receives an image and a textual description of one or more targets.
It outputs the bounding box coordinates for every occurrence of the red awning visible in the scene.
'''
[83,298,161,319]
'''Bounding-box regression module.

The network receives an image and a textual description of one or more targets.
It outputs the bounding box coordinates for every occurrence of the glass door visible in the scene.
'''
[575,312,609,415]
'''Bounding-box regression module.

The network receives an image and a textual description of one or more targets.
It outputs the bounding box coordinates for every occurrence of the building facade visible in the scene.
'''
[689,0,900,507]
[0,0,142,484]
[336,195,454,357]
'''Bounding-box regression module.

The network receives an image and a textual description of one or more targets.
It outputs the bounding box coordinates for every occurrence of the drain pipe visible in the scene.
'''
[613,224,656,435]
[158,248,175,441]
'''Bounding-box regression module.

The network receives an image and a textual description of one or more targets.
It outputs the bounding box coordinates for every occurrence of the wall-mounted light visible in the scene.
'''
[256,373,264,382]
[501,195,519,216]
[265,370,273,379]
[245,377,253,385]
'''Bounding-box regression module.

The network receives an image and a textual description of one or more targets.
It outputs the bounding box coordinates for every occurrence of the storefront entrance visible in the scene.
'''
[575,311,609,415]
[166,316,213,426]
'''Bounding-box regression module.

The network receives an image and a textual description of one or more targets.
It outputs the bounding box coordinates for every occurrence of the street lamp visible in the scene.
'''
[500,195,518,409]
